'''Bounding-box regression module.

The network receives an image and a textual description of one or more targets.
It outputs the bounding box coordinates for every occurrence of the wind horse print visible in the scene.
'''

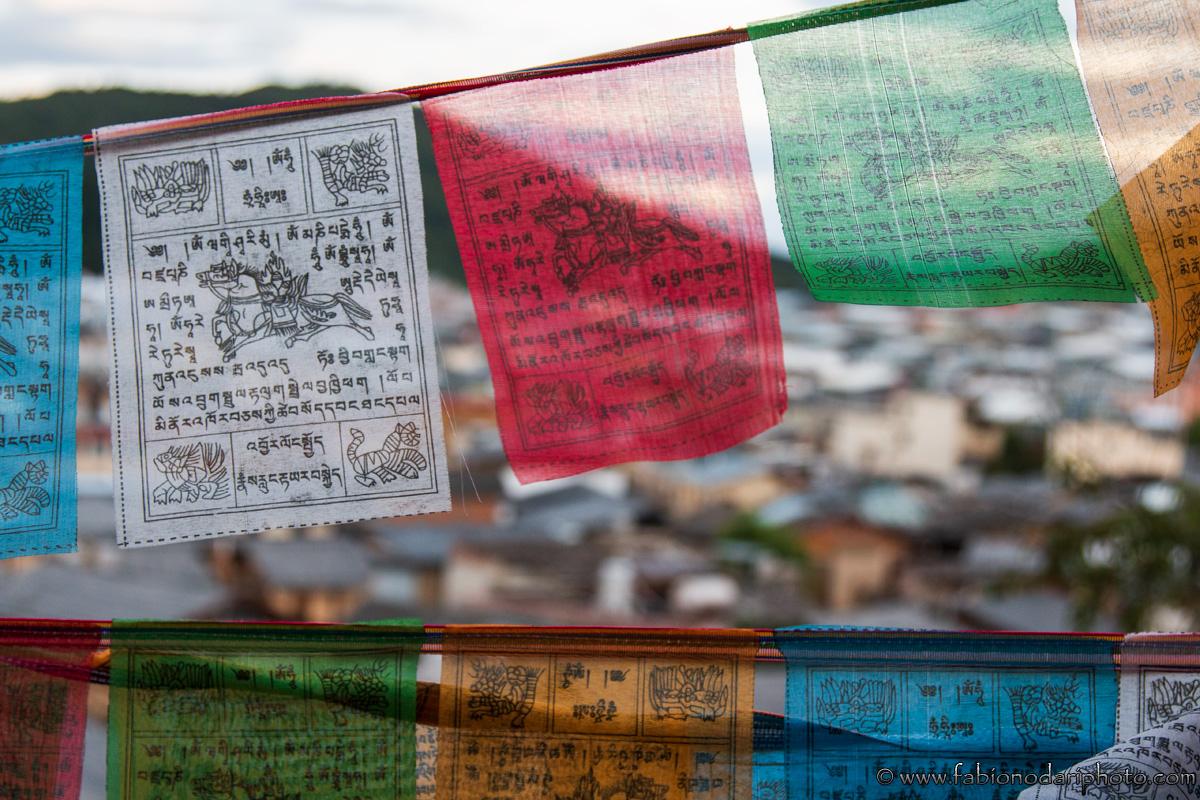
[425,47,786,483]
[750,0,1142,307]
[95,102,449,548]
[0,137,83,559]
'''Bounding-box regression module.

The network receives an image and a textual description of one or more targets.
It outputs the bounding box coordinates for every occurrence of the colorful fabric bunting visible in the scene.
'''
[94,104,449,547]
[773,629,1120,798]
[424,49,786,483]
[107,620,423,800]
[751,0,1143,306]
[436,626,757,800]
[1076,0,1200,395]
[0,138,82,558]
[0,619,102,800]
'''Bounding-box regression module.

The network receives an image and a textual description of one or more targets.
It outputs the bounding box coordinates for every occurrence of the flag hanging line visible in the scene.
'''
[71,0,982,157]
[14,624,1134,686]
[74,27,749,157]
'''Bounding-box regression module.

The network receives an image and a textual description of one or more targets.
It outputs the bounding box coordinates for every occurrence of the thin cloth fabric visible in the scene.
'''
[1075,0,1200,395]
[0,618,102,800]
[423,49,786,483]
[774,629,1120,798]
[751,0,1143,306]
[94,103,449,547]
[1017,711,1200,799]
[106,620,423,800]
[1117,632,1200,741]
[0,137,82,558]
[436,626,757,800]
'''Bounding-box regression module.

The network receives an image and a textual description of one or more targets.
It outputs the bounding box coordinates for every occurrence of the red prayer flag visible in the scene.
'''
[0,619,102,800]
[425,49,786,482]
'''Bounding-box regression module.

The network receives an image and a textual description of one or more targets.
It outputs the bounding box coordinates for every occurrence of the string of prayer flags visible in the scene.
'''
[0,618,103,800]
[1075,0,1200,396]
[750,0,1144,307]
[0,138,83,558]
[423,49,787,483]
[773,629,1120,799]
[436,626,757,800]
[94,103,450,547]
[107,619,423,800]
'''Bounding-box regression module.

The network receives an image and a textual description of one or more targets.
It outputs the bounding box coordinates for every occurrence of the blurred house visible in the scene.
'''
[827,392,967,482]
[229,538,373,622]
[1048,420,1185,481]
[800,520,911,611]
[628,451,784,518]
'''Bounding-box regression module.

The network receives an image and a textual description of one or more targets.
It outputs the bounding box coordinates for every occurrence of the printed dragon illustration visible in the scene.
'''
[1005,677,1084,750]
[846,129,1034,201]
[130,159,210,217]
[530,188,702,294]
[312,133,390,206]
[684,335,754,400]
[316,660,390,726]
[150,442,230,505]
[0,181,54,244]
[198,251,373,361]
[467,659,544,729]
[1020,241,1112,280]
[0,460,51,520]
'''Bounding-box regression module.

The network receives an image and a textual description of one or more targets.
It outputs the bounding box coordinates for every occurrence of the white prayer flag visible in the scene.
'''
[96,103,449,547]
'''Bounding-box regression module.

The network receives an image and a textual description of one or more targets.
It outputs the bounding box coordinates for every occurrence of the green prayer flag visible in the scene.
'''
[751,0,1143,306]
[107,620,422,800]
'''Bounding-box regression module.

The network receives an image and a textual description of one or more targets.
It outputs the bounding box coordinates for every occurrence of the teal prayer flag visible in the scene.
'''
[774,629,1119,798]
[751,0,1143,306]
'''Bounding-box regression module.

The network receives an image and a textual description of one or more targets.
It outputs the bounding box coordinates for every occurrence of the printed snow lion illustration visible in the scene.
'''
[151,443,230,505]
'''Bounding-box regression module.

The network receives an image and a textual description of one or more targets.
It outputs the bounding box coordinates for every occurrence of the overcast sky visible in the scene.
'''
[0,1,822,98]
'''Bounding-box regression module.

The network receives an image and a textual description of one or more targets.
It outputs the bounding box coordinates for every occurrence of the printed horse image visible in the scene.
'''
[198,251,373,361]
